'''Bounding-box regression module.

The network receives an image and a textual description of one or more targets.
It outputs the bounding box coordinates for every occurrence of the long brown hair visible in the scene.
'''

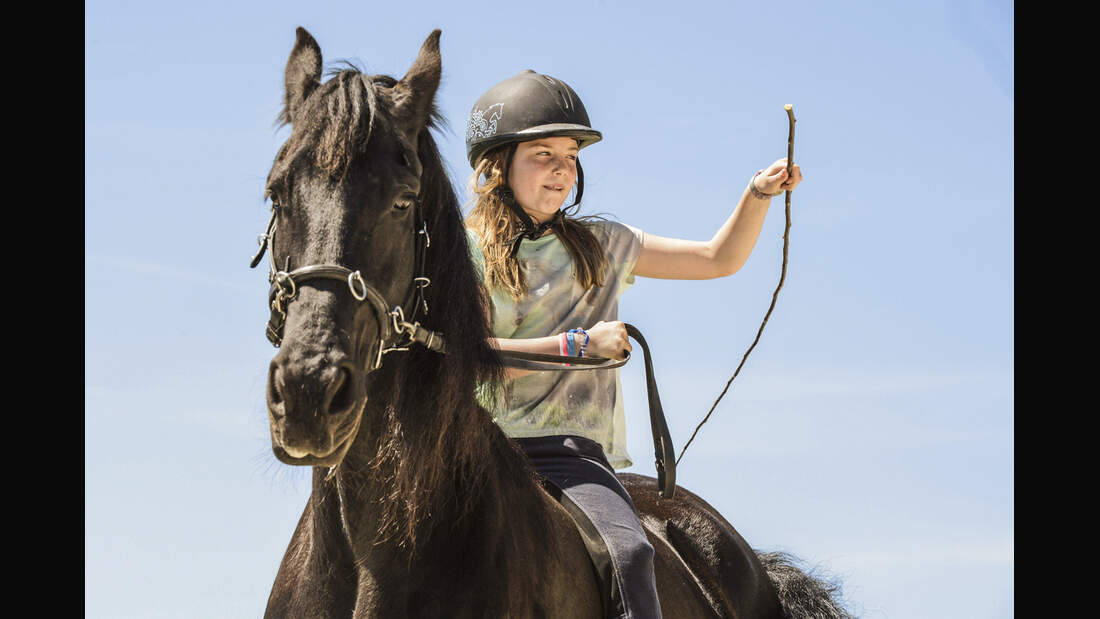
[465,144,609,300]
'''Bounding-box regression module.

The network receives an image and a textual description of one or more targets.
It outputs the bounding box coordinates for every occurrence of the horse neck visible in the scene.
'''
[317,353,556,579]
[314,355,470,542]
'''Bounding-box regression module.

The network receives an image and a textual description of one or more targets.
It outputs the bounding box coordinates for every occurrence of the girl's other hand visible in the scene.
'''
[754,158,803,195]
[585,320,631,360]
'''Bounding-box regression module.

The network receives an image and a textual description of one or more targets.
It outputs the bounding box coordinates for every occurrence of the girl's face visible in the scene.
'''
[507,137,579,223]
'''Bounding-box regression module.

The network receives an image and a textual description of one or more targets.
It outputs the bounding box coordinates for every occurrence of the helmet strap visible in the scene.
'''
[499,186,564,258]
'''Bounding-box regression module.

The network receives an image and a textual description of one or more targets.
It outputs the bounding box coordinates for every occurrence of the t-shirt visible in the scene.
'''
[467,219,645,470]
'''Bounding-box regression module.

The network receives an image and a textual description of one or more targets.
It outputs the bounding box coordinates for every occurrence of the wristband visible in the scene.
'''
[568,328,589,357]
[750,170,783,200]
[566,331,576,357]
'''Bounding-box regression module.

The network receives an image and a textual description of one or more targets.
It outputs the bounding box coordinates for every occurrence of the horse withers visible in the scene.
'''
[256,27,850,619]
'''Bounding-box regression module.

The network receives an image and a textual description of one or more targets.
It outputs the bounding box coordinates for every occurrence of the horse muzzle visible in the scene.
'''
[266,328,373,466]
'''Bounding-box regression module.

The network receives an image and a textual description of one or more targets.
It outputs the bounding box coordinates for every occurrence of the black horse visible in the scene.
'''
[257,27,851,618]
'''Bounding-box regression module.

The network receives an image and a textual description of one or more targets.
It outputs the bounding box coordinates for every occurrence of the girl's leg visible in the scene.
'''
[517,435,662,619]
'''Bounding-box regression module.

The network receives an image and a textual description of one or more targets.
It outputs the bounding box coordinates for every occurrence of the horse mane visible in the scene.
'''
[278,64,558,608]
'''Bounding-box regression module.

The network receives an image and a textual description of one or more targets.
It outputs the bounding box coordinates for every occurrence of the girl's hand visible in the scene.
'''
[584,320,631,361]
[753,158,803,195]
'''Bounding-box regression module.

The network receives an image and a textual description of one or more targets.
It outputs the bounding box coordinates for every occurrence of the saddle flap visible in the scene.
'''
[538,478,622,619]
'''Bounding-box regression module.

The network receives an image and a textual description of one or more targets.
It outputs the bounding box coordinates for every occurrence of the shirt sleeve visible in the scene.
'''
[621,223,645,285]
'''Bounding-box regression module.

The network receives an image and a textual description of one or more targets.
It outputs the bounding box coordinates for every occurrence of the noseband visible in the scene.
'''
[249,200,446,371]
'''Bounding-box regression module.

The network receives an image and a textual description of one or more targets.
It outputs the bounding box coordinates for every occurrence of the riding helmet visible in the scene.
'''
[465,70,602,167]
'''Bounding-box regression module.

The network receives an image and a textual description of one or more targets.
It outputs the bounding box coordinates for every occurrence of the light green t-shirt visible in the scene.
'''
[467,219,645,470]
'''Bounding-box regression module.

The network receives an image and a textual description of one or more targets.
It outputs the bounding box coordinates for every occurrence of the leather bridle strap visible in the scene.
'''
[250,205,673,497]
[495,323,676,499]
[266,264,394,342]
[252,203,445,369]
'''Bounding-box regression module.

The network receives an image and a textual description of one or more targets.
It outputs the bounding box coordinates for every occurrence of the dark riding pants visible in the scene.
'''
[516,435,663,619]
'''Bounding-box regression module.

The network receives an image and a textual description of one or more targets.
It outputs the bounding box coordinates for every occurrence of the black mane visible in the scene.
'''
[280,67,554,584]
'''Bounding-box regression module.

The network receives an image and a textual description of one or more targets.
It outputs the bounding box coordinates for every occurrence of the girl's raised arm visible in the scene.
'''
[632,159,801,280]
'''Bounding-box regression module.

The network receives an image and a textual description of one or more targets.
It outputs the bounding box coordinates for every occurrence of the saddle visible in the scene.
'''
[538,477,623,619]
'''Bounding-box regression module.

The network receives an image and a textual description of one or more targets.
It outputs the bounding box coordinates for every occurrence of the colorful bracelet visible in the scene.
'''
[568,328,589,357]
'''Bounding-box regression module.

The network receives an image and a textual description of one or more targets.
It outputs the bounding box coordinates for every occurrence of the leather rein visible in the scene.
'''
[249,200,677,499]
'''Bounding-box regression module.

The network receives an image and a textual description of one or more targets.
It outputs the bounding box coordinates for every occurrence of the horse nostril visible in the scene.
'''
[328,366,355,415]
[268,364,284,408]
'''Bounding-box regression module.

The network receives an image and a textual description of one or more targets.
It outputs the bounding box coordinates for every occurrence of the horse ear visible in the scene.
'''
[392,30,442,130]
[281,27,323,126]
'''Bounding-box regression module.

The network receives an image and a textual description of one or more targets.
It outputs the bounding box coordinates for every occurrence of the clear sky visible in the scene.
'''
[85,1,1013,617]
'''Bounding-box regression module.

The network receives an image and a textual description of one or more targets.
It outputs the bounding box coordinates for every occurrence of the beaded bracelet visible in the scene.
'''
[568,328,589,357]
[750,170,783,200]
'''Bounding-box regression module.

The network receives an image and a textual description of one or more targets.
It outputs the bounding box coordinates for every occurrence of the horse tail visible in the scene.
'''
[756,550,856,619]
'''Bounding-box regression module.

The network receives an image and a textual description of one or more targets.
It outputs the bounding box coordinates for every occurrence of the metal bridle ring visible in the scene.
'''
[418,222,431,248]
[273,271,297,299]
[348,271,368,301]
[390,305,407,335]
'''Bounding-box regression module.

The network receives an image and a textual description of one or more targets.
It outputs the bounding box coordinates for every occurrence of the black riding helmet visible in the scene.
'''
[465,70,602,168]
[466,71,602,256]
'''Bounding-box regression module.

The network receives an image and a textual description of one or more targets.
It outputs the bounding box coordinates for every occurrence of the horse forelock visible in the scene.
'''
[272,64,445,188]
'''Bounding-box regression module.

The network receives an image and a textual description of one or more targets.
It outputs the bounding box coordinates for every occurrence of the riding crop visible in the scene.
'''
[677,104,797,465]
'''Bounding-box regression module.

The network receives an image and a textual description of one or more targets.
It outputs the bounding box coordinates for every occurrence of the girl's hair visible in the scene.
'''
[466,143,609,301]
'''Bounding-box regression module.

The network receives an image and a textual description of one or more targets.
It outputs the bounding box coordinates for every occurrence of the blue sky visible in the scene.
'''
[85,1,1013,617]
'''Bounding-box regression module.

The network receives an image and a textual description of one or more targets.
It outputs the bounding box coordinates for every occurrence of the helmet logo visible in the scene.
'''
[466,102,505,141]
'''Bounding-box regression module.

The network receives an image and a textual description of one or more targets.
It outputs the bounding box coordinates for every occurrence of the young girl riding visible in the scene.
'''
[463,70,802,619]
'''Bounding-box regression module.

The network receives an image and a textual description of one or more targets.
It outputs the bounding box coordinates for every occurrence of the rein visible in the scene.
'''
[493,324,676,500]
[248,197,676,498]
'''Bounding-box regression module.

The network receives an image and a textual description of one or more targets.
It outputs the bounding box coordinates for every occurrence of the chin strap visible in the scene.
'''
[499,188,564,258]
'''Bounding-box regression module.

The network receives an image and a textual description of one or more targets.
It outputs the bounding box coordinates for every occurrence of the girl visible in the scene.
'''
[464,70,801,619]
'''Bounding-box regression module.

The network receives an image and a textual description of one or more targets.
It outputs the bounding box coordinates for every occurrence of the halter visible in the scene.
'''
[249,199,445,371]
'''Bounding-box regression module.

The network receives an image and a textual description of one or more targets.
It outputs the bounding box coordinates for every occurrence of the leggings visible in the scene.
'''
[515,435,663,619]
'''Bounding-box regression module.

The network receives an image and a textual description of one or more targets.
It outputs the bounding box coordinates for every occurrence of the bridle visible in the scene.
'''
[248,186,676,499]
[248,198,445,371]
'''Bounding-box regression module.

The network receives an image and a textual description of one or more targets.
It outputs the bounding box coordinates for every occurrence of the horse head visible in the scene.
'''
[258,27,441,468]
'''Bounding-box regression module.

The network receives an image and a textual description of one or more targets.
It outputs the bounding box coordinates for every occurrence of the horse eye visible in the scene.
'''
[266,190,283,212]
[394,192,416,211]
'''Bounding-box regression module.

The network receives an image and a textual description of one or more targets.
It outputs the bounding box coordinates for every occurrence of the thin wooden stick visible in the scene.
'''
[677,104,796,466]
